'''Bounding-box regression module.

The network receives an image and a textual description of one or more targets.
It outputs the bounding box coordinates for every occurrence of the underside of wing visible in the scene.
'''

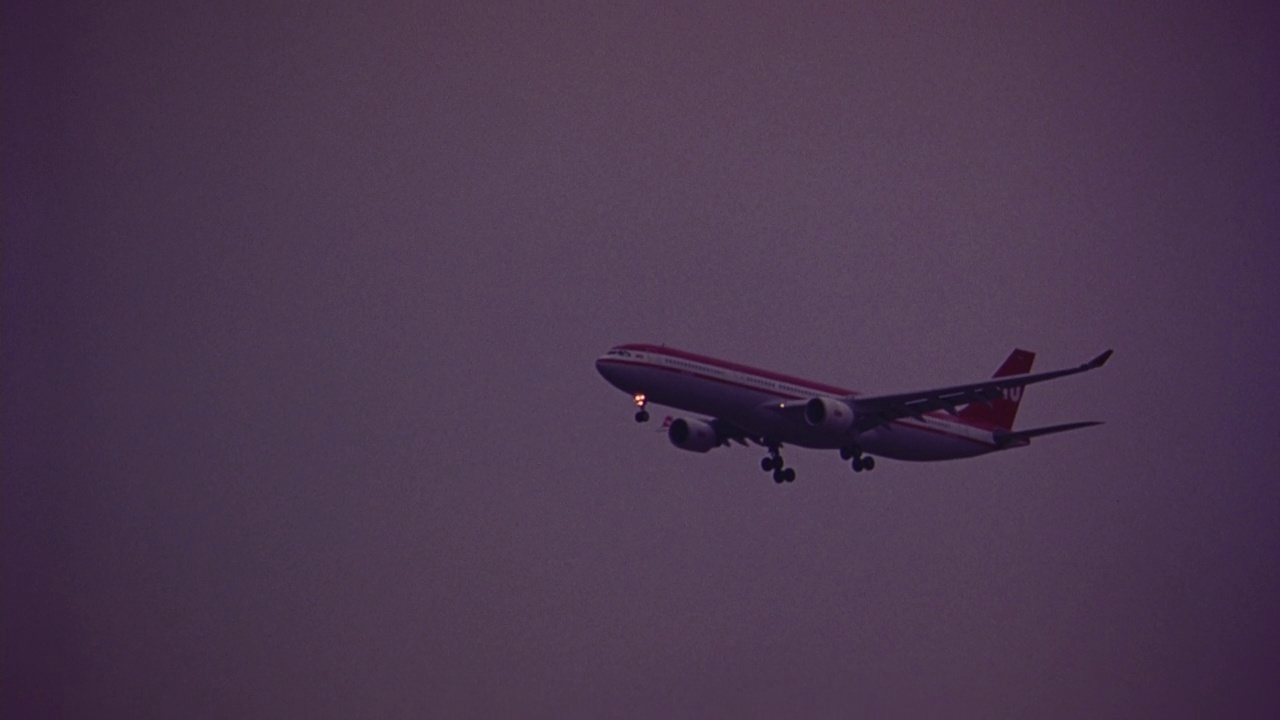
[705,417,758,447]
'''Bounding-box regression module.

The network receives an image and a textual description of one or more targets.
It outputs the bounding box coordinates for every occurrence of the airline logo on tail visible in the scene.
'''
[957,348,1034,430]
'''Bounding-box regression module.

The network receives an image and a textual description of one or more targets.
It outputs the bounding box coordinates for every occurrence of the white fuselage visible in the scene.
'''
[596,345,1002,462]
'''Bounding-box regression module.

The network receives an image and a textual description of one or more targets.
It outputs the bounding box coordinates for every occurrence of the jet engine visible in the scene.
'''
[667,417,720,453]
[804,396,855,433]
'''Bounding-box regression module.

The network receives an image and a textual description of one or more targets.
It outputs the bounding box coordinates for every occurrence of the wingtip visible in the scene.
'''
[1087,349,1114,369]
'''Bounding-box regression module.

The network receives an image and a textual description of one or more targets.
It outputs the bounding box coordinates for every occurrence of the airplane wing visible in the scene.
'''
[851,350,1113,431]
[711,417,758,447]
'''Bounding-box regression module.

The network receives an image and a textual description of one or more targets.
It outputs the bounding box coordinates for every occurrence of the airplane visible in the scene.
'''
[595,343,1112,483]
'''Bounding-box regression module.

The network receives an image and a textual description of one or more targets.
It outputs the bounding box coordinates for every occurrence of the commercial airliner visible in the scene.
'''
[596,343,1111,483]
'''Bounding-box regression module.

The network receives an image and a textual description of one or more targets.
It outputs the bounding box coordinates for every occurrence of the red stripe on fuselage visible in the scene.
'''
[615,344,856,397]
[596,357,810,400]
[887,418,997,447]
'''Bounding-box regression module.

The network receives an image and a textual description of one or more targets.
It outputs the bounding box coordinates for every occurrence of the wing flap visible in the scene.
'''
[709,417,759,447]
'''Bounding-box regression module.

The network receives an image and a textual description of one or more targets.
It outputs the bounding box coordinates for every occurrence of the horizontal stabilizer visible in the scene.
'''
[994,421,1103,447]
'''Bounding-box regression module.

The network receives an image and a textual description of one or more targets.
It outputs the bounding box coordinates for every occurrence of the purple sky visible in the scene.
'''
[5,1,1279,717]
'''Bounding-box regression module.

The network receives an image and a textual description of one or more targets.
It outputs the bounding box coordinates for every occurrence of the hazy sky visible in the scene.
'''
[5,1,1279,717]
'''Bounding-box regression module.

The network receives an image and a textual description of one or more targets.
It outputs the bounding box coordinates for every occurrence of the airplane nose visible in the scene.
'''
[596,355,624,387]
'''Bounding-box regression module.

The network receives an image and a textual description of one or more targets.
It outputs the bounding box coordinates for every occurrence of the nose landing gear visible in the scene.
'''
[633,393,650,423]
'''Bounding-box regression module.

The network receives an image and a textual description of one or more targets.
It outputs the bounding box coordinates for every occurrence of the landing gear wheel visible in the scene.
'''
[840,446,855,460]
[862,456,875,471]
[852,457,863,472]
[761,452,783,472]
[763,444,789,483]
[635,410,650,423]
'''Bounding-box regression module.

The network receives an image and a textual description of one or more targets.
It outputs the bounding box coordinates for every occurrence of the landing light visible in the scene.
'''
[633,393,646,406]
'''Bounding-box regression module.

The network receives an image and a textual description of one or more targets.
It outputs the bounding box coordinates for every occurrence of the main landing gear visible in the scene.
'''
[761,445,796,484]
[633,393,650,423]
[840,445,876,473]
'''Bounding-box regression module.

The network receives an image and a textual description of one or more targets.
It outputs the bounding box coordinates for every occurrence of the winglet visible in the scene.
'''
[1085,349,1114,370]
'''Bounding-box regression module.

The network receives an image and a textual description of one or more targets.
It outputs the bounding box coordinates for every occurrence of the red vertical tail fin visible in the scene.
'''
[956,349,1035,430]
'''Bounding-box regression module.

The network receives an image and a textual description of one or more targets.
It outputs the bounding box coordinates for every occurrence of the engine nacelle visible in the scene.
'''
[804,396,855,433]
[667,417,720,453]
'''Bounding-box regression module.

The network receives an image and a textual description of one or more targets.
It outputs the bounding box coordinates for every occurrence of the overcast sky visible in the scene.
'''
[5,1,1279,717]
